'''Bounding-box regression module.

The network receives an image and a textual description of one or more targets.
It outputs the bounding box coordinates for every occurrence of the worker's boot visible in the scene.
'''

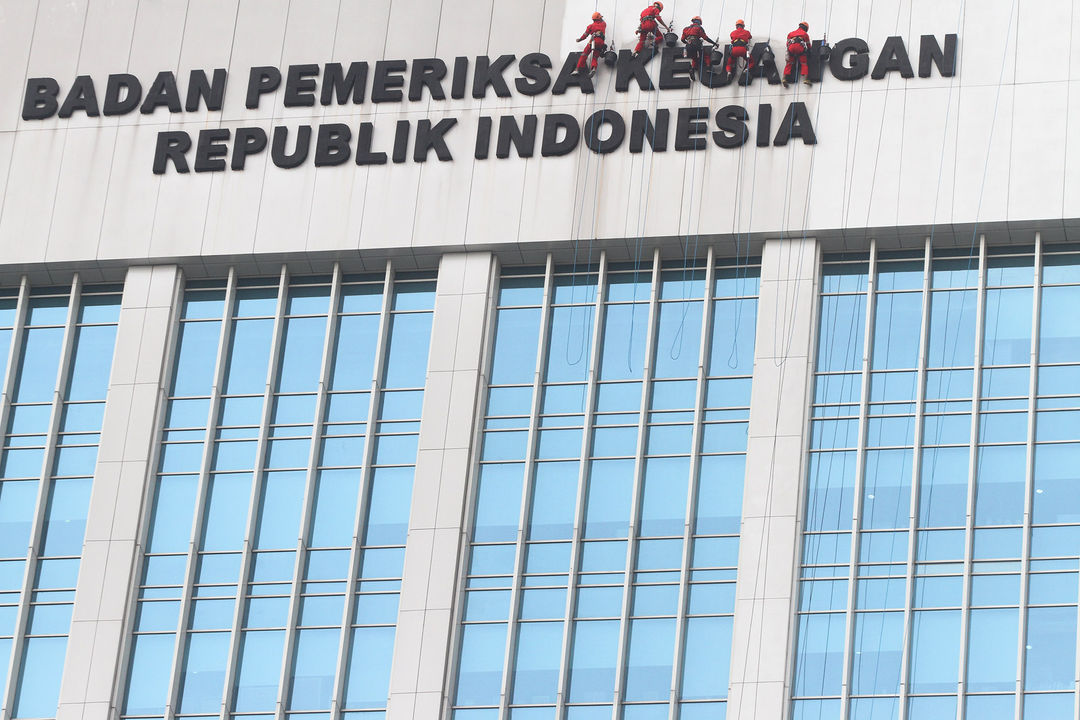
[802,76,812,86]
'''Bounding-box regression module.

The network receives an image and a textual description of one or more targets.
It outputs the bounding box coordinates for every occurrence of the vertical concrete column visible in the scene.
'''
[387,253,498,720]
[56,266,182,720]
[727,238,821,720]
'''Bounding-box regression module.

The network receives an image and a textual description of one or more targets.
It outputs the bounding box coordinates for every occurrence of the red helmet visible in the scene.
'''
[736,19,745,27]
[653,1,664,10]
[692,15,702,24]
[592,11,603,20]
[799,21,809,30]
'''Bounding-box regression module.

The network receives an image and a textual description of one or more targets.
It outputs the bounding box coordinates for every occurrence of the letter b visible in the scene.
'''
[22,77,60,120]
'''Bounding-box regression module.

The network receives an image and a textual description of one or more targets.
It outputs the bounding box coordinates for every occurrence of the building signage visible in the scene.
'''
[20,35,957,174]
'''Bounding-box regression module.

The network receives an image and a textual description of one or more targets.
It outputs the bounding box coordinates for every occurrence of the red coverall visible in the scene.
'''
[784,27,811,80]
[634,6,666,54]
[576,20,608,71]
[681,24,715,72]
[727,27,755,72]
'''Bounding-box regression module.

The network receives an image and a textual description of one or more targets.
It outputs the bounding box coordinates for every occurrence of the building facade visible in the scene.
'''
[0,0,1077,719]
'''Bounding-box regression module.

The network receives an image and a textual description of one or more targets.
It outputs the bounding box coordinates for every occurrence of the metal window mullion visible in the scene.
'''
[274,266,343,720]
[164,269,237,720]
[611,248,662,719]
[839,241,878,719]
[955,236,988,718]
[1014,233,1041,720]
[555,251,608,717]
[497,256,555,718]
[0,278,27,719]
[330,262,395,719]
[667,247,716,720]
[219,266,291,720]
[897,238,933,720]
[1,274,81,720]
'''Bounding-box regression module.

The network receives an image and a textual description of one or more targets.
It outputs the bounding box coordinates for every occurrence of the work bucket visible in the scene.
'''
[664,32,678,47]
[604,49,618,66]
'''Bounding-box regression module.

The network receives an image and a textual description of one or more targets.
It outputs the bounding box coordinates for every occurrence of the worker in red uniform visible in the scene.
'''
[633,1,670,57]
[726,19,755,74]
[680,16,716,80]
[783,21,812,87]
[575,12,608,75]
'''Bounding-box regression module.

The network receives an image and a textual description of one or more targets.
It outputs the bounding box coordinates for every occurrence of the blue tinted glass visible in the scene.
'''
[340,284,383,313]
[906,696,956,719]
[600,304,648,381]
[310,470,361,547]
[624,618,674,701]
[1040,286,1080,363]
[872,292,922,369]
[640,457,689,536]
[850,697,899,720]
[983,287,1032,364]
[26,296,68,326]
[331,315,380,390]
[41,477,91,555]
[1025,606,1077,691]
[13,636,66,718]
[65,324,117,401]
[364,467,413,545]
[654,302,702,379]
[491,308,541,385]
[289,628,339,710]
[681,615,732,699]
[202,473,252,551]
[529,462,578,540]
[278,317,327,393]
[805,452,856,533]
[554,273,598,305]
[0,480,38,556]
[803,579,850,611]
[709,299,757,376]
[123,634,175,714]
[568,619,619,702]
[454,623,506,706]
[182,290,226,320]
[392,281,435,311]
[1023,692,1075,718]
[966,608,1018,691]
[147,476,196,553]
[919,448,969,527]
[474,464,524,542]
[383,312,432,388]
[255,472,306,549]
[607,272,651,302]
[546,306,594,383]
[179,631,230,712]
[792,613,845,696]
[695,455,744,534]
[927,290,977,368]
[235,287,278,317]
[1033,444,1080,524]
[511,621,563,704]
[963,695,1014,719]
[909,610,960,693]
[233,630,285,710]
[817,295,865,372]
[287,286,330,316]
[974,445,1026,526]
[14,328,64,403]
[861,449,912,530]
[584,459,634,538]
[224,319,274,394]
